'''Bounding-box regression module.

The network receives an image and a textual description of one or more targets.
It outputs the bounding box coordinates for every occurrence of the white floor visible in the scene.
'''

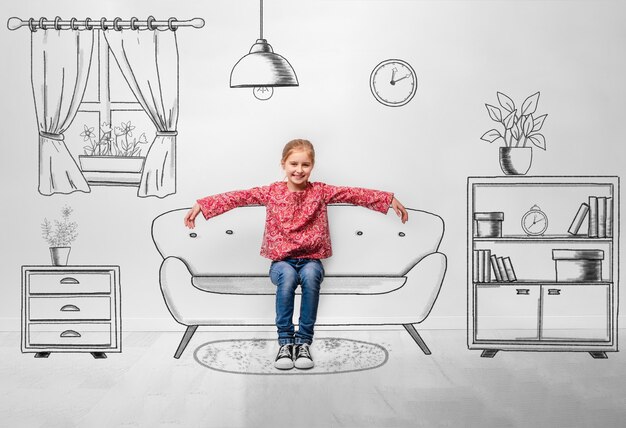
[1,328,624,428]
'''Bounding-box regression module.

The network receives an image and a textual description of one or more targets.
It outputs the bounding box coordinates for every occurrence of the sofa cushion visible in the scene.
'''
[192,275,407,295]
[153,205,444,277]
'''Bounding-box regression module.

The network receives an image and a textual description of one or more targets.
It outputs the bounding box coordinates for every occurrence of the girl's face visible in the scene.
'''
[282,149,314,191]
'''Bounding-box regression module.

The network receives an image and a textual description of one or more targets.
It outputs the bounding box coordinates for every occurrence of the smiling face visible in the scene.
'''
[282,149,314,192]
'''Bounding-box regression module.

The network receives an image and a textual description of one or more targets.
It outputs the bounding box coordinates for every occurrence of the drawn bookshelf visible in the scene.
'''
[467,176,619,358]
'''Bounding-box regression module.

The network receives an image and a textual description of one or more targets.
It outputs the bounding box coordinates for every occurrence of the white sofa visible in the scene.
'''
[152,205,447,358]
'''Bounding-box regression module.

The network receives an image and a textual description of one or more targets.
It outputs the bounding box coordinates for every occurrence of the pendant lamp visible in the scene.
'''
[230,0,298,97]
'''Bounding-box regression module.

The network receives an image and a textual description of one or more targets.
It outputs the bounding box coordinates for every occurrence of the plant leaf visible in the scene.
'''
[497,92,515,113]
[511,122,521,140]
[522,114,534,136]
[533,114,548,131]
[528,133,546,150]
[521,92,540,116]
[503,110,516,129]
[480,129,503,143]
[485,104,502,122]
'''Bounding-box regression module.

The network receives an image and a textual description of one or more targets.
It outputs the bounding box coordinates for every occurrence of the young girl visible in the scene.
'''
[184,139,408,370]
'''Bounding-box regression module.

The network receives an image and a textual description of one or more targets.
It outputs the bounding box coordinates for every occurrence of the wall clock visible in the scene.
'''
[521,204,549,236]
[369,59,418,107]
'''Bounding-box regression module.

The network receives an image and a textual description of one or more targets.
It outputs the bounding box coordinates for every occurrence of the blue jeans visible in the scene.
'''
[269,258,325,346]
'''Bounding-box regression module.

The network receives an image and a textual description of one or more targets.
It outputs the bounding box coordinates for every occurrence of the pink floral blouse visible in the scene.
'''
[197,181,393,261]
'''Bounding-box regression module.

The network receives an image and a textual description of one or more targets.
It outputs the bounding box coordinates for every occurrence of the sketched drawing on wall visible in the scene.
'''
[41,205,79,266]
[7,16,205,198]
[468,176,619,359]
[21,265,121,359]
[230,0,298,101]
[369,59,418,107]
[480,91,548,176]
[152,205,447,359]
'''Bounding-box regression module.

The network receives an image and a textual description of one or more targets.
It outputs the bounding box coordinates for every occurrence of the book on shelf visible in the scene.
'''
[473,250,479,283]
[570,196,612,238]
[490,254,503,282]
[496,257,509,282]
[588,196,598,238]
[474,249,493,283]
[567,202,589,235]
[503,257,517,282]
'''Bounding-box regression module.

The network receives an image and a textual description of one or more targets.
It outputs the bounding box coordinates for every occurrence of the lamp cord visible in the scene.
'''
[259,0,264,39]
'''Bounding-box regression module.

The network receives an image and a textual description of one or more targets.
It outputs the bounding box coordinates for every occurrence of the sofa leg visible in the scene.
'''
[174,325,199,359]
[403,324,432,355]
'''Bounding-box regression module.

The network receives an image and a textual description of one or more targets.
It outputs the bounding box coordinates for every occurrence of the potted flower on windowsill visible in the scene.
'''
[78,121,149,175]
[41,205,78,266]
[480,91,548,175]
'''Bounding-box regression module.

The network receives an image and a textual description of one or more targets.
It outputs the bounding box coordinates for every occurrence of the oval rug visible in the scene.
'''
[194,337,389,375]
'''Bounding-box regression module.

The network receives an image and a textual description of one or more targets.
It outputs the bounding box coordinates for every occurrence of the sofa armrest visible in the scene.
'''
[159,256,195,325]
[404,252,447,322]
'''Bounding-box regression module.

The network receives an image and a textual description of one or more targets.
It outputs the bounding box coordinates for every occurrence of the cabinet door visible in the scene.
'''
[541,284,610,341]
[475,285,540,341]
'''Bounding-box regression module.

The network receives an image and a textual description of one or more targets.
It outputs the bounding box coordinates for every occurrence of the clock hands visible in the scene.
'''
[389,67,410,85]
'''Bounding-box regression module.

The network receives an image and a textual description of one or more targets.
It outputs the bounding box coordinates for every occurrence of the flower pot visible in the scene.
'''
[499,147,533,175]
[79,155,145,173]
[50,247,71,266]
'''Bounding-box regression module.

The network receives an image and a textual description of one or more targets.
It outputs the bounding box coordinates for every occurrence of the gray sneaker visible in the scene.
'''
[274,344,294,370]
[294,344,314,369]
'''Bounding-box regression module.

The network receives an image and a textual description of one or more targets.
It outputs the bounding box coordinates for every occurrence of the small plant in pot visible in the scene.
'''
[41,205,78,266]
[480,91,548,175]
[79,121,149,174]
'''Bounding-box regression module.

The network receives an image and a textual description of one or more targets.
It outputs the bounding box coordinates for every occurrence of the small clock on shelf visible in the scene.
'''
[521,204,548,236]
[369,59,418,107]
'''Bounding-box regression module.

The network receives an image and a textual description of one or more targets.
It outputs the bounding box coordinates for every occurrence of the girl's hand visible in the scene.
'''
[184,203,202,229]
[392,197,408,224]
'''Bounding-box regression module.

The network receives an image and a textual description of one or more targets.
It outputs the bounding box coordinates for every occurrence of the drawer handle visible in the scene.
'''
[60,277,80,285]
[356,231,364,236]
[189,233,197,238]
[60,330,81,338]
[548,289,561,296]
[516,289,530,295]
[60,304,80,312]
[225,229,234,235]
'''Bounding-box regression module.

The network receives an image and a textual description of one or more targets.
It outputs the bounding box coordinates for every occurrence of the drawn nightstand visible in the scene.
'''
[21,265,121,358]
[468,176,619,358]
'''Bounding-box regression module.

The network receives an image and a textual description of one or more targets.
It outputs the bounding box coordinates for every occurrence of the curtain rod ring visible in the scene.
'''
[100,17,108,30]
[168,17,177,31]
[54,16,62,31]
[129,17,139,31]
[70,17,78,31]
[39,17,47,31]
[146,15,156,31]
[84,17,93,30]
[113,17,123,31]
[28,18,37,32]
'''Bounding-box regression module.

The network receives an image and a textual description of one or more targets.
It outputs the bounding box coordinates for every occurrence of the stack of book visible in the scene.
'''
[473,249,517,283]
[568,196,613,238]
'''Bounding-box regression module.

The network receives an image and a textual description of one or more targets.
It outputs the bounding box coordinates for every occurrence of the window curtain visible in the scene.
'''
[31,29,94,195]
[103,29,179,198]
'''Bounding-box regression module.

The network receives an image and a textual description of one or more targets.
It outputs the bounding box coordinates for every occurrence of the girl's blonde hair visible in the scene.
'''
[281,139,315,165]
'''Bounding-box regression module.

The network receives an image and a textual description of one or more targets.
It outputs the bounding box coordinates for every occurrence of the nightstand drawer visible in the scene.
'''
[29,296,111,321]
[28,323,112,346]
[28,272,112,294]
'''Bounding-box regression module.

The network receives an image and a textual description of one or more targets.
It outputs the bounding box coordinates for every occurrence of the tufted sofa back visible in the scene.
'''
[152,205,444,277]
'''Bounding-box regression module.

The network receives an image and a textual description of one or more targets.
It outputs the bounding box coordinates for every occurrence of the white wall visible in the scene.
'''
[1,0,625,331]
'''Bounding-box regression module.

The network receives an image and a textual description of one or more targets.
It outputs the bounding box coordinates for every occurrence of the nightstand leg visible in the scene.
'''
[91,352,107,359]
[589,351,608,359]
[481,350,499,358]
[34,352,51,358]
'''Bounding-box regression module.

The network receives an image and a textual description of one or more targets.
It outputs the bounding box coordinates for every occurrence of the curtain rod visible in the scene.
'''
[7,16,205,31]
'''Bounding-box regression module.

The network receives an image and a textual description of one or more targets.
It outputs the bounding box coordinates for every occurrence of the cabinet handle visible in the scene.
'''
[60,330,81,338]
[516,289,530,295]
[548,289,561,296]
[60,277,80,285]
[60,304,80,312]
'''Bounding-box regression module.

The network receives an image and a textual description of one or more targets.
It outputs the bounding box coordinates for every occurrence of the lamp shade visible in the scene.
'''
[230,39,298,87]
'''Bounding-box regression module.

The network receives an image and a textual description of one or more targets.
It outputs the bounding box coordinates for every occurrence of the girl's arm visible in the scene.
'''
[184,186,269,229]
[322,184,408,223]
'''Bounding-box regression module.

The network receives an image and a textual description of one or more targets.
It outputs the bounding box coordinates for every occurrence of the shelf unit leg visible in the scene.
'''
[481,349,499,358]
[91,352,108,359]
[589,351,608,359]
[34,352,51,358]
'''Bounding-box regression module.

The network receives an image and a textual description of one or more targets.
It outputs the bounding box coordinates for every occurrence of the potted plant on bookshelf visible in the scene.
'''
[480,91,548,175]
[41,205,78,266]
[78,121,149,175]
